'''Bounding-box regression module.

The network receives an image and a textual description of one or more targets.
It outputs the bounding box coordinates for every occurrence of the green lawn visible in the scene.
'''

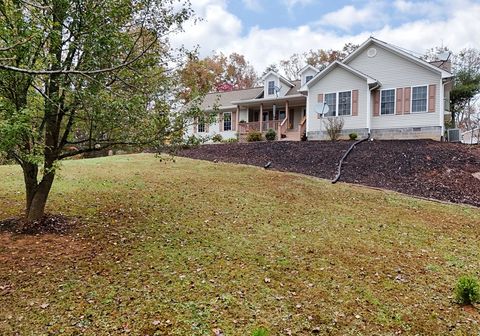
[1,154,479,335]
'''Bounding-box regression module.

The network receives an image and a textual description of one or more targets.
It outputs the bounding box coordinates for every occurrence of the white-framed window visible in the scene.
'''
[197,120,206,133]
[412,86,428,113]
[338,91,352,116]
[223,112,232,131]
[268,81,275,95]
[305,75,313,83]
[324,93,336,117]
[381,89,395,115]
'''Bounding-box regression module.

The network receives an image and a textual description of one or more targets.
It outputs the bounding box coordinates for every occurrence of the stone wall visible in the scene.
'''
[370,126,442,140]
[307,126,442,141]
[307,128,369,141]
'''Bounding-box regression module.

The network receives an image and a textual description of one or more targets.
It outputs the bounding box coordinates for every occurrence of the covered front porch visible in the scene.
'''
[234,96,307,141]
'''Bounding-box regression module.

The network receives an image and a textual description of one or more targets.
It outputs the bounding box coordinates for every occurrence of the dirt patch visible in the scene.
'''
[0,214,77,235]
[179,140,480,207]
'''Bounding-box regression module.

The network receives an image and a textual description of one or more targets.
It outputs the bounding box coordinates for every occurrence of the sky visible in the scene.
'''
[171,0,480,72]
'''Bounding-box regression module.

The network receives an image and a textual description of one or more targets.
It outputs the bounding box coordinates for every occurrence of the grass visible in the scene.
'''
[1,153,479,335]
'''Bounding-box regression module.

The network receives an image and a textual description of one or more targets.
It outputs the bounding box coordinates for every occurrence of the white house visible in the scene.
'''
[188,37,454,141]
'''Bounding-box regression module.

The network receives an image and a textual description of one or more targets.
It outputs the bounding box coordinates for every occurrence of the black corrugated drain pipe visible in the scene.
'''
[332,133,371,184]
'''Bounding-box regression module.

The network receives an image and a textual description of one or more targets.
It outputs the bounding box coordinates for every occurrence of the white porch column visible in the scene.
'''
[259,103,263,132]
[236,105,240,131]
[285,100,289,128]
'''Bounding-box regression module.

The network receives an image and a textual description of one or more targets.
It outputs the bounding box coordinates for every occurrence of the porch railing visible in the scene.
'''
[299,116,306,137]
[238,120,282,133]
[278,117,288,137]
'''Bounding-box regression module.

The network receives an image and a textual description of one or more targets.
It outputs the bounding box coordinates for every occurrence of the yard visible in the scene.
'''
[1,154,479,335]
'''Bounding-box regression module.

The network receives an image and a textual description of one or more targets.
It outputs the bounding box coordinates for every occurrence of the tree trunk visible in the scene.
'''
[22,162,38,215]
[24,172,55,222]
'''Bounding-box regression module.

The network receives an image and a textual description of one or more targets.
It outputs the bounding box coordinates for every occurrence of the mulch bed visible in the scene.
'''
[0,214,76,235]
[179,140,480,207]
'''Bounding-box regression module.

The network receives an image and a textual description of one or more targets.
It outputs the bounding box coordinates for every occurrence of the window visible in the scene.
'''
[305,75,313,83]
[338,91,351,116]
[381,89,395,115]
[412,86,428,112]
[223,112,232,131]
[197,120,205,133]
[324,93,336,117]
[268,81,275,95]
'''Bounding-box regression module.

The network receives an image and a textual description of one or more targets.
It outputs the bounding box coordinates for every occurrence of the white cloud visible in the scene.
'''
[242,0,263,12]
[171,0,480,73]
[284,0,314,11]
[171,0,242,55]
[318,2,387,31]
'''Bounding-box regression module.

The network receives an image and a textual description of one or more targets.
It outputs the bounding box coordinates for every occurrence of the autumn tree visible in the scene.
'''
[424,46,480,127]
[0,0,198,221]
[305,43,359,70]
[277,43,360,79]
[179,52,258,100]
[279,53,303,81]
[261,64,280,77]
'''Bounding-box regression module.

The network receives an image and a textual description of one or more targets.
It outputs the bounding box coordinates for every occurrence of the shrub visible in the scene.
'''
[252,327,269,336]
[349,132,358,140]
[323,117,344,141]
[182,135,203,149]
[247,131,262,142]
[225,137,238,143]
[455,275,480,305]
[212,134,223,143]
[265,128,276,141]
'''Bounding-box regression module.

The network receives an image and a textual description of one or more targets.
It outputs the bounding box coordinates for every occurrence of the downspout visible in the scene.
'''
[368,82,381,137]
[440,78,446,141]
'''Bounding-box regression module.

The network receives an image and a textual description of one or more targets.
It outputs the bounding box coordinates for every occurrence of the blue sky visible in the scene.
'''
[227,0,449,35]
[172,0,480,71]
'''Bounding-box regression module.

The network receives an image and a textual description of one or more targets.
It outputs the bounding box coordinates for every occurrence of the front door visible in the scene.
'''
[288,109,294,129]
[263,112,269,132]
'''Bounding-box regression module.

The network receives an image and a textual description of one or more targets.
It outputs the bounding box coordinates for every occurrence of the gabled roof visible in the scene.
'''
[200,86,264,111]
[261,70,295,87]
[231,80,305,105]
[343,37,453,79]
[298,64,319,76]
[299,61,379,92]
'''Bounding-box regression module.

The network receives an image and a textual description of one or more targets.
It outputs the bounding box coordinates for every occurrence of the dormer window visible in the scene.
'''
[268,81,275,95]
[305,75,313,83]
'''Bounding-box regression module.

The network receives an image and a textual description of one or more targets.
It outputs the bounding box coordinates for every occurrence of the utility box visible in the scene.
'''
[447,129,461,142]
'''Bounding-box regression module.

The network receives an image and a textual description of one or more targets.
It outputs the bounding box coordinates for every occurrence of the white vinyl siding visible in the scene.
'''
[307,66,368,134]
[412,86,428,113]
[338,91,352,116]
[381,89,395,115]
[346,43,442,129]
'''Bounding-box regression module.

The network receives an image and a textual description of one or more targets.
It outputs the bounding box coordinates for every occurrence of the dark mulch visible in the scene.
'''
[0,214,76,235]
[179,140,480,207]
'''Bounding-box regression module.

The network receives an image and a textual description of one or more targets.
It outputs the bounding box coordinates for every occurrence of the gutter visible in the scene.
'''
[231,94,305,105]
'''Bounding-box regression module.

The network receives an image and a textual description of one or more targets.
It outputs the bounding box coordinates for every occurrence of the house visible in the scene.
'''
[188,37,454,141]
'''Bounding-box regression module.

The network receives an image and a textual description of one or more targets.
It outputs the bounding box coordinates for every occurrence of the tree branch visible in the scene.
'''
[0,36,158,75]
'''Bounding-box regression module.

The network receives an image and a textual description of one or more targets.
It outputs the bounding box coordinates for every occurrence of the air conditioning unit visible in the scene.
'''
[447,128,461,142]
